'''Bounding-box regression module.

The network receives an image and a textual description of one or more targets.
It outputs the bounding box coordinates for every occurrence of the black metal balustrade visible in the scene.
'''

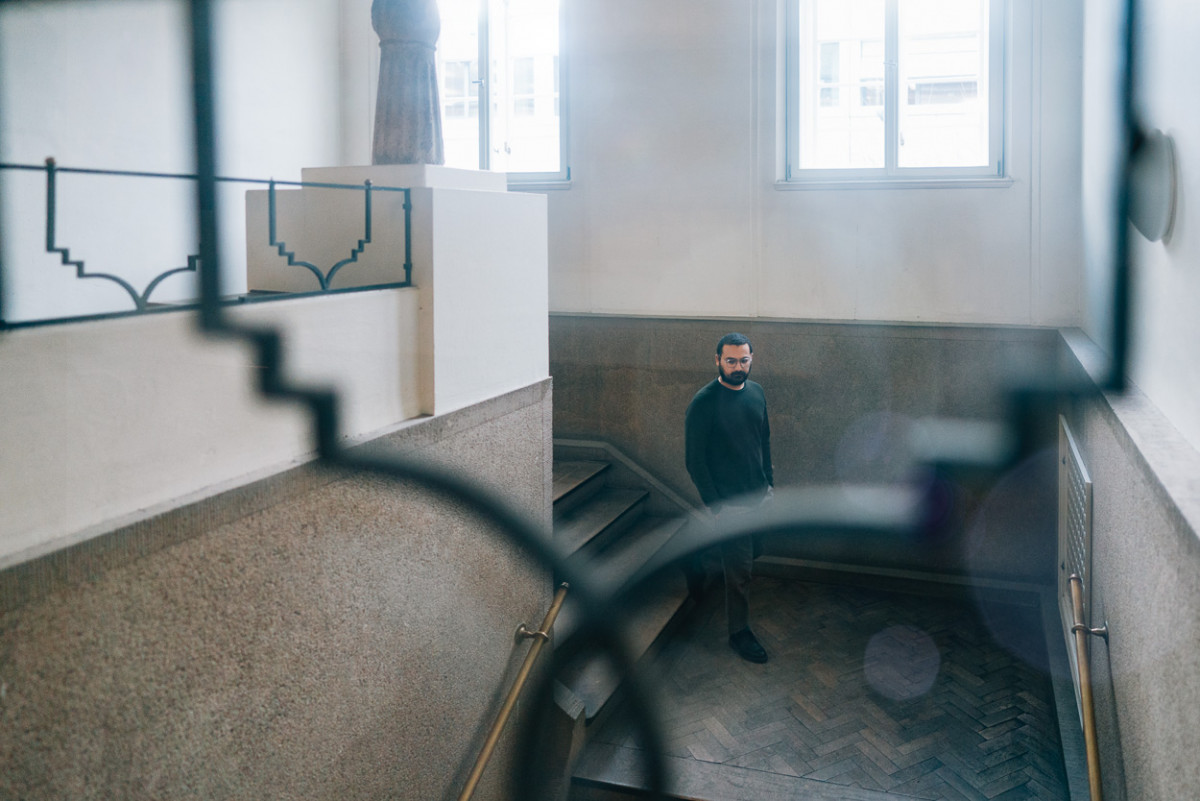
[266,177,388,291]
[0,158,412,327]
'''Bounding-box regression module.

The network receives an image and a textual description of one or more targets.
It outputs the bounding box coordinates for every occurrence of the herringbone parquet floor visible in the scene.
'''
[588,576,1071,800]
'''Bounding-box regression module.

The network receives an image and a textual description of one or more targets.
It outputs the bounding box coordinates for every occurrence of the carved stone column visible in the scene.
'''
[371,0,445,165]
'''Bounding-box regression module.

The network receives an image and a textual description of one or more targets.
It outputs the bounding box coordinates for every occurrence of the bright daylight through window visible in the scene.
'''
[436,0,565,181]
[787,0,1004,182]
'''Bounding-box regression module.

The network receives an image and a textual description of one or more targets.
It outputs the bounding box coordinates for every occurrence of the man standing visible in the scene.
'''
[685,332,774,663]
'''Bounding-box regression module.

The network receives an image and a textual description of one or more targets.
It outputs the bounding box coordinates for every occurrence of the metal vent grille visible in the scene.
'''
[1058,415,1093,721]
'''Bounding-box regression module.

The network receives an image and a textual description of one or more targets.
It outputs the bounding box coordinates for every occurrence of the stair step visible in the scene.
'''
[575,515,688,591]
[554,569,690,721]
[553,460,611,514]
[556,487,648,558]
[573,742,905,801]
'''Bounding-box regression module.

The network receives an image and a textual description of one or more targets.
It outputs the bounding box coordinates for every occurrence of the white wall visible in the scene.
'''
[1123,0,1200,454]
[338,0,379,166]
[0,288,421,569]
[543,0,1083,326]
[0,0,342,322]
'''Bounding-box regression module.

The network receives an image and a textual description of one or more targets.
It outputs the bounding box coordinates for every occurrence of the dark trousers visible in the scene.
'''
[718,503,758,635]
[686,506,757,635]
[721,533,754,635]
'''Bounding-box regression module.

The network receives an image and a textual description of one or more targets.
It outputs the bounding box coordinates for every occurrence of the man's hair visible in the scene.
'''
[716,332,753,355]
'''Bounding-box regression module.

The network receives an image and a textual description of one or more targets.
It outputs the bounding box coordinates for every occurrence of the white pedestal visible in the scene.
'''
[245,165,548,416]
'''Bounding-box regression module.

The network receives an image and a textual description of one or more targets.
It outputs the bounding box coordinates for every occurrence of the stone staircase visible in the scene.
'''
[551,457,694,724]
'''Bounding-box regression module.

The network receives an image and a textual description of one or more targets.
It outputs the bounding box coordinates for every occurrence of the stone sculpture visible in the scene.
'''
[371,0,445,165]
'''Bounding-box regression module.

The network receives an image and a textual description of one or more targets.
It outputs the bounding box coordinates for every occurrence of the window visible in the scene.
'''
[442,60,479,119]
[819,42,840,106]
[512,57,535,116]
[436,0,566,182]
[785,0,1004,183]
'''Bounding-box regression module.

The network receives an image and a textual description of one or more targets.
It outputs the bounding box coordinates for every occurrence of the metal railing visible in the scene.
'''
[458,582,571,801]
[1070,574,1110,801]
[0,157,412,327]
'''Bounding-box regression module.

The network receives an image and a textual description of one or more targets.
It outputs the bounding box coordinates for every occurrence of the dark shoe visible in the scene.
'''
[729,628,768,663]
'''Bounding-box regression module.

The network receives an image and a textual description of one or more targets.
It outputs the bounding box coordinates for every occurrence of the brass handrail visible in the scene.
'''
[1070,574,1108,801]
[457,582,570,801]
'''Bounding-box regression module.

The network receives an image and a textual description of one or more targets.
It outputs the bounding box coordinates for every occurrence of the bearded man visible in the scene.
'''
[684,332,774,663]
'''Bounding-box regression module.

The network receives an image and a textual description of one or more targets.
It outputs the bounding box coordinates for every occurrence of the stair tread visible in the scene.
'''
[554,570,690,721]
[553,460,610,504]
[578,515,688,590]
[556,487,648,557]
[574,742,904,801]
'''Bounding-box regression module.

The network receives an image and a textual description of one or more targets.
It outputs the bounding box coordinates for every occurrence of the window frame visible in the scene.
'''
[455,0,570,187]
[782,0,1008,188]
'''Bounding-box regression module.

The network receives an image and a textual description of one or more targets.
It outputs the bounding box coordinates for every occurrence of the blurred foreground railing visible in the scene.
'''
[174,0,1138,795]
[0,0,1140,797]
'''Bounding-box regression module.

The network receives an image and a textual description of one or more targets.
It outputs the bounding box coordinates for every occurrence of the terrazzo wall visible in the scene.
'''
[1059,339,1200,801]
[0,381,554,801]
[550,314,1061,583]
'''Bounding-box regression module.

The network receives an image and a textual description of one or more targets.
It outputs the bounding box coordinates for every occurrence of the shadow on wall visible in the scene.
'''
[549,315,1061,584]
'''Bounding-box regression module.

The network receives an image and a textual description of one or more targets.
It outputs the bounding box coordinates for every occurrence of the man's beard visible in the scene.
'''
[719,365,750,387]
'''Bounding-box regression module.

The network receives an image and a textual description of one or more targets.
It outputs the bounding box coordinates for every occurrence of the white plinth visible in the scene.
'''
[303,164,508,192]
[245,164,548,417]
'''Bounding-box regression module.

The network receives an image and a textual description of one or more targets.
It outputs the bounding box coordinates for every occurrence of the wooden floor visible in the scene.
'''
[577,575,1072,801]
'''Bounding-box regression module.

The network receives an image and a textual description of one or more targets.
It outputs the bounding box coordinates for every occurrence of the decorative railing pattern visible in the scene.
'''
[267,177,390,291]
[0,158,412,327]
[43,158,198,312]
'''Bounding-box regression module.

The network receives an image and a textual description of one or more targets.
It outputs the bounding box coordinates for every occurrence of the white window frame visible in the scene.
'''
[455,0,570,187]
[782,0,1008,188]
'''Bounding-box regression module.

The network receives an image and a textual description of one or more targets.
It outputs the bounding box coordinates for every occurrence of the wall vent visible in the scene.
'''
[1058,415,1093,722]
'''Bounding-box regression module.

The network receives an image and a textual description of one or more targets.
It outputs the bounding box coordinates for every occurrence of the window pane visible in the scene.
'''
[442,61,479,119]
[799,0,885,169]
[512,57,535,116]
[488,0,560,174]
[859,39,884,106]
[897,0,989,168]
[437,0,481,170]
[435,0,562,175]
[819,42,840,107]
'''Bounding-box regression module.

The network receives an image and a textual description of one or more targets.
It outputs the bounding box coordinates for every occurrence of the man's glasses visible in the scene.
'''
[722,356,753,368]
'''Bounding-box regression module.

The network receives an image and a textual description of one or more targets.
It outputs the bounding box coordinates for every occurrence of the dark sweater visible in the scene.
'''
[684,378,774,509]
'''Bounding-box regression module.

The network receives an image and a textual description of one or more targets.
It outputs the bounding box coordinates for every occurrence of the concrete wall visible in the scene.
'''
[1058,335,1200,801]
[0,381,554,801]
[544,0,1084,328]
[550,314,1061,583]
